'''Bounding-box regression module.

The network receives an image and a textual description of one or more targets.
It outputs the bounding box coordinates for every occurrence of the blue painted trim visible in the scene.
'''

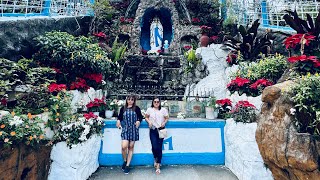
[261,0,269,27]
[261,25,294,31]
[220,0,227,20]
[99,153,225,166]
[1,13,45,17]
[42,0,51,16]
[103,119,226,129]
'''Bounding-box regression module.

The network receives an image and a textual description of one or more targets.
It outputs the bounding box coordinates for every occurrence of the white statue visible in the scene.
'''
[163,40,169,54]
[150,17,163,51]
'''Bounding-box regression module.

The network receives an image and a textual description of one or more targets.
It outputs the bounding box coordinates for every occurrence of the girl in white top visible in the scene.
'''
[145,97,169,175]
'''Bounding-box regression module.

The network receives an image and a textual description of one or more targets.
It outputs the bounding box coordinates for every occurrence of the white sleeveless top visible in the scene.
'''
[146,107,169,128]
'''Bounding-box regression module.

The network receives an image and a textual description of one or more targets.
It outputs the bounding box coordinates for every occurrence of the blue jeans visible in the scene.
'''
[149,128,164,164]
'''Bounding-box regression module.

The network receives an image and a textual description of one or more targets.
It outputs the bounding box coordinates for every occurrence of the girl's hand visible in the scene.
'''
[148,122,153,128]
[135,121,141,128]
[161,122,166,128]
[116,120,122,129]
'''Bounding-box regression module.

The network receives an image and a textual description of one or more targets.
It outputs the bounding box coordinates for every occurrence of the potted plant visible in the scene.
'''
[105,99,124,118]
[205,96,218,119]
[86,97,107,116]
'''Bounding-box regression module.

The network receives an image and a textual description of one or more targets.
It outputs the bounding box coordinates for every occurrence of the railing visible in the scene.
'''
[227,0,320,31]
[0,0,93,17]
[108,84,215,100]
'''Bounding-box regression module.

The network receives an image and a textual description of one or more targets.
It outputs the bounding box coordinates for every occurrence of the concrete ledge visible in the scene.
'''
[99,119,226,166]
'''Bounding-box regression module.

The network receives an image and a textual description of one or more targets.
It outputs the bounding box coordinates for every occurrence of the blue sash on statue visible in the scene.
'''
[154,27,163,47]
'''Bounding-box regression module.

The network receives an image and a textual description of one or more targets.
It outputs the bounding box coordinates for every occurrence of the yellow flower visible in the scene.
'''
[55,105,59,109]
[67,41,70,46]
[39,135,44,140]
[11,111,15,116]
[307,72,311,77]
[10,131,16,136]
[0,124,5,129]
[56,112,60,116]
[57,95,60,99]
[27,113,32,119]
[0,131,3,136]
[29,136,33,140]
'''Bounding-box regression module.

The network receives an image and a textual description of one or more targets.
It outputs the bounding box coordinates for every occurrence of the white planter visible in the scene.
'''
[48,134,101,180]
[205,107,218,119]
[105,110,113,118]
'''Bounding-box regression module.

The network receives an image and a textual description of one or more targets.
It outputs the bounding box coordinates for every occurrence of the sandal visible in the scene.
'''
[155,164,161,174]
[155,168,161,175]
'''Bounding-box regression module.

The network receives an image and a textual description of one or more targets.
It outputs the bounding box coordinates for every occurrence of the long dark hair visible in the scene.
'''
[124,95,137,111]
[151,97,161,110]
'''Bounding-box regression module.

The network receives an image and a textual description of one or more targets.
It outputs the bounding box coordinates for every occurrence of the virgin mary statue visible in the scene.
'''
[150,17,163,51]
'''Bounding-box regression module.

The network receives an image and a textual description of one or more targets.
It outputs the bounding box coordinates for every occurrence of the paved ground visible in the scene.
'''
[89,165,238,180]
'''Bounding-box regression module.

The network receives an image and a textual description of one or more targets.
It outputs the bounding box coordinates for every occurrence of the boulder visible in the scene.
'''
[256,81,320,180]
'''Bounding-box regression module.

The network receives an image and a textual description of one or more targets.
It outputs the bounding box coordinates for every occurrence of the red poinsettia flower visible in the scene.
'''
[70,78,90,92]
[216,98,232,106]
[288,55,320,67]
[84,73,103,83]
[1,98,7,106]
[93,32,107,39]
[192,18,200,23]
[48,83,67,93]
[250,79,273,90]
[284,33,315,49]
[226,53,237,65]
[183,45,192,50]
[83,112,98,120]
[227,77,251,88]
[235,100,256,109]
[119,16,125,23]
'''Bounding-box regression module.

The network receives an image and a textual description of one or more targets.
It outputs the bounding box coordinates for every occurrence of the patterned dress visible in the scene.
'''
[119,106,142,141]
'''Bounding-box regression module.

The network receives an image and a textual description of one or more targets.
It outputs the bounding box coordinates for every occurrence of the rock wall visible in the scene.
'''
[225,119,273,180]
[0,144,51,180]
[256,81,320,180]
[0,16,91,61]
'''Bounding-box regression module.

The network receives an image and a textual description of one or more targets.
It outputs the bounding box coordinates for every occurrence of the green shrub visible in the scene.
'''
[233,54,289,83]
[290,74,320,135]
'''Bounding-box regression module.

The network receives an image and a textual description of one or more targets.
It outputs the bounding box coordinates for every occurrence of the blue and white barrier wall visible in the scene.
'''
[99,119,225,166]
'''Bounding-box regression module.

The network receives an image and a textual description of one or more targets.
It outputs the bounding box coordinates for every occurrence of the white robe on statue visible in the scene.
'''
[150,19,163,51]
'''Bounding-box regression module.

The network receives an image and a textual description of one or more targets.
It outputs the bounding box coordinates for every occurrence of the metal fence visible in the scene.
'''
[0,0,93,17]
[226,0,320,31]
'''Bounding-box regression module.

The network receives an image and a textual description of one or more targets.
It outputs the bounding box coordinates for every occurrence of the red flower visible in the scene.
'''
[1,98,7,106]
[250,79,273,90]
[227,77,251,88]
[216,98,232,106]
[83,112,98,120]
[119,16,125,23]
[226,52,237,65]
[210,36,219,41]
[235,100,256,109]
[70,78,90,92]
[184,45,192,50]
[84,73,103,83]
[192,18,200,23]
[48,83,67,93]
[86,97,106,112]
[288,55,320,67]
[284,33,315,49]
[93,32,107,39]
